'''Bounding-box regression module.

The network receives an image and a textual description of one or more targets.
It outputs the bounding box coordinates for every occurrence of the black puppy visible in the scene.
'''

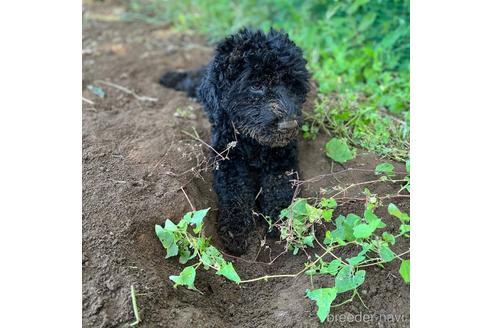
[160,28,310,254]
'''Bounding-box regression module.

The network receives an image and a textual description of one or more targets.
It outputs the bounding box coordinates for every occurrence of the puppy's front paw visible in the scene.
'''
[218,215,254,255]
[219,228,249,255]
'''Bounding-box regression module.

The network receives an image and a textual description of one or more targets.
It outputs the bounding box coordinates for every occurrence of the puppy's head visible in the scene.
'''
[199,28,310,147]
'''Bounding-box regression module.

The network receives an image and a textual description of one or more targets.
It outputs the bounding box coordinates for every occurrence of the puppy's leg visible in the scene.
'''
[214,160,256,255]
[258,144,298,237]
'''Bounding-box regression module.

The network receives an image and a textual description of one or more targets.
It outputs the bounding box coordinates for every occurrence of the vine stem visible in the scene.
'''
[293,167,407,188]
[358,250,410,268]
[331,290,357,308]
[238,247,332,284]
[238,273,299,283]
[329,178,407,199]
[238,242,355,284]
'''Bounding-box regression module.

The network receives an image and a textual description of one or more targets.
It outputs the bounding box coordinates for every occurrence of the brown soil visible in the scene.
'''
[83,4,409,327]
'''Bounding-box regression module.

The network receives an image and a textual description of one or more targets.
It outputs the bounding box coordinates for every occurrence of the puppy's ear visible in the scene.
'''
[197,64,221,124]
[214,29,255,80]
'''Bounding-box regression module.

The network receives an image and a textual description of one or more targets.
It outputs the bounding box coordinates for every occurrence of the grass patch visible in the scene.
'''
[124,0,409,160]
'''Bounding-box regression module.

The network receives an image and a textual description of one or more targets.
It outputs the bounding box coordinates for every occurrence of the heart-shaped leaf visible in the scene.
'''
[170,266,196,289]
[155,224,173,248]
[388,203,410,222]
[217,262,241,283]
[379,243,395,263]
[399,260,410,283]
[335,266,366,294]
[306,288,337,323]
[375,162,395,177]
[325,138,354,163]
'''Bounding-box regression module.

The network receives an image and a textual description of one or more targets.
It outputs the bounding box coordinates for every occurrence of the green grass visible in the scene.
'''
[124,0,409,161]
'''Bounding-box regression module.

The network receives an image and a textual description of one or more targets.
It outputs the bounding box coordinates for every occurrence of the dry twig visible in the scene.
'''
[95,80,158,102]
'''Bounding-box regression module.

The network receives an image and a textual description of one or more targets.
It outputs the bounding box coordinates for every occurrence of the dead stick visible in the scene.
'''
[82,97,94,105]
[95,80,158,102]
[181,187,195,211]
[181,130,225,160]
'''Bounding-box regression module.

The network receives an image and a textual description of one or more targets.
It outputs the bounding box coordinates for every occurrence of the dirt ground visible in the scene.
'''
[83,3,409,327]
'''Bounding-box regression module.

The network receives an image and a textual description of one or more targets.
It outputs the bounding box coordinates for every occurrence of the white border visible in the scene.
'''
[0,1,81,326]
[1,0,492,326]
[412,0,492,326]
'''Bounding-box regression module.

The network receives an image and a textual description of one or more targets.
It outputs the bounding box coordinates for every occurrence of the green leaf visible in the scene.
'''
[343,214,361,241]
[382,232,396,245]
[323,230,333,245]
[200,252,212,269]
[388,203,410,222]
[320,198,337,209]
[292,198,308,215]
[319,259,343,275]
[358,12,377,32]
[281,199,308,220]
[322,209,334,222]
[358,242,372,256]
[303,235,315,247]
[164,219,179,232]
[400,224,410,235]
[325,138,354,163]
[205,244,221,257]
[325,215,347,244]
[406,160,410,174]
[353,218,381,239]
[191,208,210,227]
[165,242,179,259]
[353,224,373,239]
[306,288,337,323]
[379,243,395,263]
[399,260,410,283]
[345,213,361,226]
[87,85,105,98]
[347,255,365,266]
[403,177,410,193]
[335,266,366,294]
[179,248,191,264]
[155,225,173,248]
[170,266,196,289]
[216,262,241,283]
[202,245,223,268]
[347,0,369,14]
[306,204,323,222]
[195,237,208,254]
[375,162,395,177]
[364,209,386,228]
[305,268,317,276]
[181,212,192,224]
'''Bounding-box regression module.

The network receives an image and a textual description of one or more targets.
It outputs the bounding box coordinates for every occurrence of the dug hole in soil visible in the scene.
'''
[83,4,409,327]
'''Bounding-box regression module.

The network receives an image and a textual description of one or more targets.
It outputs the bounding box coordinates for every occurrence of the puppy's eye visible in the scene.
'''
[250,84,264,94]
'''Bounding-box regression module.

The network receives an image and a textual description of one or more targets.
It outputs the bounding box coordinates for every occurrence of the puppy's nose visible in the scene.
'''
[277,120,298,130]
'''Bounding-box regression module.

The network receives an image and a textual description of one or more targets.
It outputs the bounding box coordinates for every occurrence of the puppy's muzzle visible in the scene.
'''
[277,120,298,131]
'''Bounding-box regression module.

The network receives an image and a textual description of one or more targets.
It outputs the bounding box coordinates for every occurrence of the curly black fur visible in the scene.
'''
[159,68,205,98]
[160,28,309,254]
